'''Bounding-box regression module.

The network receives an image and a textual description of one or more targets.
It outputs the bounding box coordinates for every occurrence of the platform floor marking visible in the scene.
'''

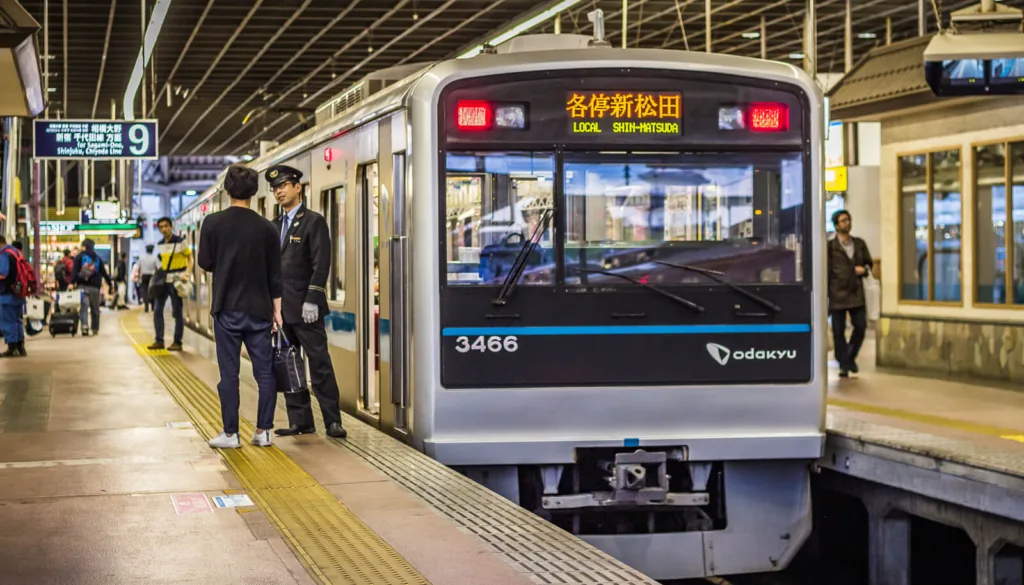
[829,397,1024,443]
[121,316,428,585]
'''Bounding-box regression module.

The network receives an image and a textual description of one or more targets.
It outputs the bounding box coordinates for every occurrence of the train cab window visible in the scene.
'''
[444,151,555,285]
[563,152,805,286]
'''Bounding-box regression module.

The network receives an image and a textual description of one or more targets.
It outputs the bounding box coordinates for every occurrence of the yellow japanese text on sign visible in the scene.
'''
[566,92,683,135]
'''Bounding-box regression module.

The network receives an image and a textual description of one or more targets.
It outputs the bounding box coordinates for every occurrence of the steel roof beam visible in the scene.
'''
[90,0,116,117]
[207,0,416,155]
[161,1,266,135]
[153,0,216,111]
[186,0,366,155]
[168,0,313,155]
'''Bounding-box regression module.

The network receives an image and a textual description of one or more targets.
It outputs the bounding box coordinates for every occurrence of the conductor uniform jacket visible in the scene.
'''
[274,205,331,324]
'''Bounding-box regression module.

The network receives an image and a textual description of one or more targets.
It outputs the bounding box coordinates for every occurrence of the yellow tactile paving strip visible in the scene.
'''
[121,316,429,585]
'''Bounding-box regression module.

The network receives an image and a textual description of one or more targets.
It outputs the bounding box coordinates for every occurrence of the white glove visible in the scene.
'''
[302,302,318,324]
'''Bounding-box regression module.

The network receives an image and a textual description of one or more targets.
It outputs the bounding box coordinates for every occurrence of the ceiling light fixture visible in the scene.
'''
[742,31,760,39]
[458,0,586,59]
[788,52,805,60]
[857,32,877,39]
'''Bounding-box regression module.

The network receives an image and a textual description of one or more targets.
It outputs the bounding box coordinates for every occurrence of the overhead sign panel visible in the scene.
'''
[33,119,159,160]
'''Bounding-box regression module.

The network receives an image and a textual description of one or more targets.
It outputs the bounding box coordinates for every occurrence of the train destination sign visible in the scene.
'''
[566,92,682,135]
[33,119,159,160]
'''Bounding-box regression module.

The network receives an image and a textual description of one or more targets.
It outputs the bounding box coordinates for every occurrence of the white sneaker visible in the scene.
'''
[251,430,272,447]
[208,432,241,449]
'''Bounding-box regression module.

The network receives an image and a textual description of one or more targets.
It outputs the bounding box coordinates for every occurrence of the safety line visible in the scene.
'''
[828,398,1024,443]
[121,315,429,585]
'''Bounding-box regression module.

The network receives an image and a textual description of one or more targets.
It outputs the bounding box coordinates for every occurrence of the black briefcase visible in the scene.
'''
[273,331,308,394]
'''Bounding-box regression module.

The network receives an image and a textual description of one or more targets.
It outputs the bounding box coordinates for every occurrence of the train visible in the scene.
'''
[176,31,827,580]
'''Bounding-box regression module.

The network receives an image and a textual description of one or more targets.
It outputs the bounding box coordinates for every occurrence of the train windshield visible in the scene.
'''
[443,150,804,287]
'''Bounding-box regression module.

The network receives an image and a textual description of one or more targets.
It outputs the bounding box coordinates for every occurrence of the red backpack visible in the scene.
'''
[3,247,38,299]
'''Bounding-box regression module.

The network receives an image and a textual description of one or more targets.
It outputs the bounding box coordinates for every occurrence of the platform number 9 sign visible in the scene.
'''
[128,124,150,156]
[454,335,518,354]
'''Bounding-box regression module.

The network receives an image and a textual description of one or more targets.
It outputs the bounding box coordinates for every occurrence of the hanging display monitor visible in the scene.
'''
[33,119,159,160]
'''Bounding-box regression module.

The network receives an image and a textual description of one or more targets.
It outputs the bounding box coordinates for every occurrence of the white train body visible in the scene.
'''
[178,36,827,580]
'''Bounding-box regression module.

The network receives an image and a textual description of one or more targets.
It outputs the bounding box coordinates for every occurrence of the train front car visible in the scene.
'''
[410,43,826,580]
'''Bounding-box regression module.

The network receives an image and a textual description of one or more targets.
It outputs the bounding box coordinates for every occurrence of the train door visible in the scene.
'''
[357,161,381,425]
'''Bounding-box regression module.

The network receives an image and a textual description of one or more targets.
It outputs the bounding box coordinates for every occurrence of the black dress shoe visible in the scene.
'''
[274,425,315,437]
[326,422,347,439]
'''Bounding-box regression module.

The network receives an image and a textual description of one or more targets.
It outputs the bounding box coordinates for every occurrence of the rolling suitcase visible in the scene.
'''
[49,311,79,337]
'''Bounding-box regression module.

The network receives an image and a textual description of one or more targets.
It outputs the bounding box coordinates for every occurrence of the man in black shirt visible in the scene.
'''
[198,165,283,449]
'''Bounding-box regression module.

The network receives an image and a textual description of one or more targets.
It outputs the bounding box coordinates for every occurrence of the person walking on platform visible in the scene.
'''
[113,252,129,310]
[149,217,193,351]
[199,165,283,449]
[0,235,27,357]
[268,164,346,439]
[828,209,874,378]
[71,238,112,337]
[138,244,158,312]
[54,249,73,292]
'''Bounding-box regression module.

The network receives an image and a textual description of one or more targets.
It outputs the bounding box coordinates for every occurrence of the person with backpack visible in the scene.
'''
[71,238,112,336]
[53,249,73,291]
[0,235,37,357]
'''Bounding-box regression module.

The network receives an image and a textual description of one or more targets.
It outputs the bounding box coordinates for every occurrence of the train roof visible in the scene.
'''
[181,39,820,217]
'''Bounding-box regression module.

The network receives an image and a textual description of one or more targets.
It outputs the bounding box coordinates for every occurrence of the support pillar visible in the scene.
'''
[760,16,766,60]
[705,0,711,53]
[918,0,926,36]
[844,0,852,72]
[803,0,816,77]
[869,509,911,585]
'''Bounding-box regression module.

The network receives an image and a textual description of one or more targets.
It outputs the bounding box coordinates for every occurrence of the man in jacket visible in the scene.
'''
[268,164,346,439]
[828,209,874,378]
[0,235,26,357]
[71,238,113,336]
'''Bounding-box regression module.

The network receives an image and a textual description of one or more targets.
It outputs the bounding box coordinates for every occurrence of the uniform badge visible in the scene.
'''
[269,170,279,178]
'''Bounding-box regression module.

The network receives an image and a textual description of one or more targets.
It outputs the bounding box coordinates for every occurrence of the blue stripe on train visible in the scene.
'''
[440,323,811,337]
[326,311,389,335]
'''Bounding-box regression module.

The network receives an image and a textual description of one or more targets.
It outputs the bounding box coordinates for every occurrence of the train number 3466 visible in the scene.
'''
[454,335,519,353]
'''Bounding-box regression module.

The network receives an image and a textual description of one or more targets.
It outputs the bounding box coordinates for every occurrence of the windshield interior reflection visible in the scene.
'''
[442,151,805,287]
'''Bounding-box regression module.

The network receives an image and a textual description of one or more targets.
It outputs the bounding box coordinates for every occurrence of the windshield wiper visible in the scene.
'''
[574,268,705,314]
[654,261,781,313]
[493,209,553,307]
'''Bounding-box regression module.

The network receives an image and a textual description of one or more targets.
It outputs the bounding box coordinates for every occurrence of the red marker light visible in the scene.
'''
[200,203,208,213]
[324,147,334,162]
[749,103,789,132]
[456,100,492,131]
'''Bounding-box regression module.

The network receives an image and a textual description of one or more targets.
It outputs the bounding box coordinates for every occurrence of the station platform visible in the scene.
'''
[0,310,654,585]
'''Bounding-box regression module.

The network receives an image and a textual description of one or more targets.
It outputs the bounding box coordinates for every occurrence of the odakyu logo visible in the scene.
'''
[705,342,797,366]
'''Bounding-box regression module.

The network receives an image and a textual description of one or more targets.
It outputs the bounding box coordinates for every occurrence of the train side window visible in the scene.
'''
[320,187,345,303]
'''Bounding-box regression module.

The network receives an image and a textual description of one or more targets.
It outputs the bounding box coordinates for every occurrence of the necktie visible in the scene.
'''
[281,214,290,248]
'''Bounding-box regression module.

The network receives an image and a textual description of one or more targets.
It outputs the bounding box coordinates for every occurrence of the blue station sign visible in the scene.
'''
[33,119,159,160]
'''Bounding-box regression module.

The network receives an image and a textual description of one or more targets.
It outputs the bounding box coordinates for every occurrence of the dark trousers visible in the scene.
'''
[214,311,277,434]
[831,306,867,371]
[140,275,152,310]
[281,320,342,428]
[153,283,183,344]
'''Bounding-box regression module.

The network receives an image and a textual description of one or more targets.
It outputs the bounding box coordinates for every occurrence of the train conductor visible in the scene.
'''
[267,164,347,439]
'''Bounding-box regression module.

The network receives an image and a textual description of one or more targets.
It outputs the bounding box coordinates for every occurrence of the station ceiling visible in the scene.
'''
[20,0,1012,158]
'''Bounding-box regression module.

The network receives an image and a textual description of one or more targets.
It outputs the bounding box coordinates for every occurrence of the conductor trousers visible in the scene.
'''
[281,320,342,429]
